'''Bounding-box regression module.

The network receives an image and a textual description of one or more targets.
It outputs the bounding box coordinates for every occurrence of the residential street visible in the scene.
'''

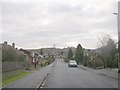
[2,0,120,89]
[43,58,118,88]
[3,58,118,89]
[3,63,54,88]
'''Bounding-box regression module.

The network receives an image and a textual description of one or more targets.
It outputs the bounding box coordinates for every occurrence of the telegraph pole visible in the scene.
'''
[115,2,120,52]
[118,1,120,75]
[117,4,120,86]
[53,43,56,48]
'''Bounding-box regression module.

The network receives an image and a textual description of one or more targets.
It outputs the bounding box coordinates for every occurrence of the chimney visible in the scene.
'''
[4,41,7,45]
[12,43,15,49]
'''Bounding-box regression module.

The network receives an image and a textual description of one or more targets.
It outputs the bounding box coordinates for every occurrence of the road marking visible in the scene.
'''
[41,84,44,86]
[35,73,49,90]
[36,62,55,90]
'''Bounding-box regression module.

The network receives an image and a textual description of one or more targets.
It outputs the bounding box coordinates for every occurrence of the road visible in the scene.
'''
[43,58,118,88]
[4,63,53,88]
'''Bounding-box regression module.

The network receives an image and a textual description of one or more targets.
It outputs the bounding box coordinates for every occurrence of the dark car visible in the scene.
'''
[68,60,77,67]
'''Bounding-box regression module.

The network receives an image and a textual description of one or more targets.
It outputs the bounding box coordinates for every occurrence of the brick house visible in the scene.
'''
[19,48,33,69]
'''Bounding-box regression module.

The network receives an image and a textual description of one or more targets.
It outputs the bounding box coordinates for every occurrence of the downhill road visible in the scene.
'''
[43,58,118,88]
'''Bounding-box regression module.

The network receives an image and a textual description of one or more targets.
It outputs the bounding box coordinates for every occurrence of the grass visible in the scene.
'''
[0,82,2,88]
[2,71,31,87]
[1,59,54,87]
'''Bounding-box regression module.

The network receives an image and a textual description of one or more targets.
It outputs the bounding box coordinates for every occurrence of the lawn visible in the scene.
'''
[2,71,31,87]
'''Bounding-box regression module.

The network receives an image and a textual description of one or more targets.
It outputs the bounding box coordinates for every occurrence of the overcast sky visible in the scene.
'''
[1,0,119,49]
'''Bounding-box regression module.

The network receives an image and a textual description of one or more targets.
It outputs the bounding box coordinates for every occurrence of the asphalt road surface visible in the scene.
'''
[4,63,53,88]
[43,58,118,88]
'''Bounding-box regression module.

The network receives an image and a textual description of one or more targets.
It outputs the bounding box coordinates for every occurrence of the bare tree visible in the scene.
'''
[97,34,111,47]
[97,34,116,68]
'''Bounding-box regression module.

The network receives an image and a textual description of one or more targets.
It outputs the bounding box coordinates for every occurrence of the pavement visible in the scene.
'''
[78,65,119,80]
[3,63,54,88]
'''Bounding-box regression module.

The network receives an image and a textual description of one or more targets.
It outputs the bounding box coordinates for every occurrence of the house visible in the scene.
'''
[19,49,42,69]
[19,48,33,65]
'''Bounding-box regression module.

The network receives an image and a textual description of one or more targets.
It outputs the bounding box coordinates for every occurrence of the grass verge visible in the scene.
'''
[2,71,31,87]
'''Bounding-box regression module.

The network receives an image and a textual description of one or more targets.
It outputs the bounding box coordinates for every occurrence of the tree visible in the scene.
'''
[40,49,43,55]
[113,53,119,68]
[61,52,64,55]
[68,48,73,60]
[98,35,117,68]
[75,44,84,64]
[83,55,88,66]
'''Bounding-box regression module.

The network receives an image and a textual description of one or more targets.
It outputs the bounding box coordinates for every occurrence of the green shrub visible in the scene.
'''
[41,62,46,66]
[63,57,68,62]
[87,60,92,67]
[93,59,103,68]
[41,57,54,66]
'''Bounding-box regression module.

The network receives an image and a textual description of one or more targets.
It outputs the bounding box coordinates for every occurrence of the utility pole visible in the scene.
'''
[53,43,56,58]
[53,43,56,48]
[118,1,120,57]
[113,1,120,74]
[113,2,120,47]
[118,1,120,76]
[118,1,120,74]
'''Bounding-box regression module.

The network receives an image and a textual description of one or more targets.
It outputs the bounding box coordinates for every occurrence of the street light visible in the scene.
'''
[113,1,120,73]
[113,13,118,15]
[113,12,119,51]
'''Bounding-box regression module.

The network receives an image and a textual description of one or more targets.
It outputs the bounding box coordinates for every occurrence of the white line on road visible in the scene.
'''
[35,62,55,90]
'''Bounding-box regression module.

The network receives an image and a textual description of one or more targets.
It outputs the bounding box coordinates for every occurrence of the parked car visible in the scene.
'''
[68,60,77,67]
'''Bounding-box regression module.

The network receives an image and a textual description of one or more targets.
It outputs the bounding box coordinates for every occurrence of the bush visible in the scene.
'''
[87,59,103,69]
[41,62,46,66]
[93,59,103,68]
[2,47,27,71]
[83,60,87,66]
[87,60,93,67]
[63,57,68,62]
[41,57,54,66]
[83,55,88,66]
[2,47,26,62]
[112,53,118,68]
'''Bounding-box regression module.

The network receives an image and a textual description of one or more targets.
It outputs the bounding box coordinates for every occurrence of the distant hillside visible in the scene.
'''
[25,47,76,56]
[25,47,96,58]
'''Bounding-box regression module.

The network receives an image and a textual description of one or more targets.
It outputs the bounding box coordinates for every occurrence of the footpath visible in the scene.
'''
[78,65,119,80]
[2,63,54,89]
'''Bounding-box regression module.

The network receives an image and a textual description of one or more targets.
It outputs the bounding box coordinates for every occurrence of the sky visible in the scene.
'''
[0,0,119,49]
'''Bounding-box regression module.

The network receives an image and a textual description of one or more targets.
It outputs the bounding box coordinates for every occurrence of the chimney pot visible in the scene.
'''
[12,43,15,48]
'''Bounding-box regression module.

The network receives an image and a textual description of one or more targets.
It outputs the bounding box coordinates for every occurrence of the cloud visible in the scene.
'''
[1,0,119,49]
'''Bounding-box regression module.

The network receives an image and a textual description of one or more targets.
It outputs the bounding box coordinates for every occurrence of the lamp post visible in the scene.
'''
[113,12,119,52]
[113,12,119,43]
[113,1,120,73]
